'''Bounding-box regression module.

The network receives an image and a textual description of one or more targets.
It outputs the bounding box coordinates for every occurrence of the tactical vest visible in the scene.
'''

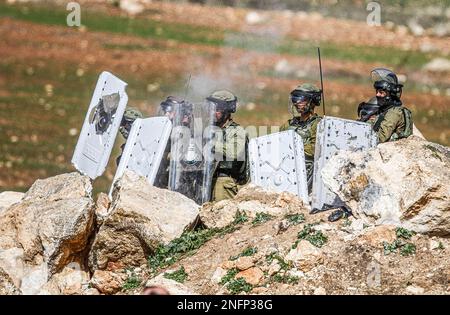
[373,106,413,141]
[286,115,321,159]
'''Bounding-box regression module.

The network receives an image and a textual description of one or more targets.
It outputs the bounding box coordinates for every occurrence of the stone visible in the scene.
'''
[95,192,110,226]
[429,239,441,250]
[221,260,236,270]
[0,192,24,214]
[423,58,450,73]
[235,267,264,286]
[0,173,94,294]
[90,270,124,295]
[413,124,426,140]
[407,19,424,36]
[0,267,20,295]
[267,262,281,276]
[211,267,227,284]
[359,226,397,248]
[406,285,425,295]
[313,287,326,295]
[38,263,90,295]
[145,274,197,295]
[245,11,265,25]
[286,240,323,271]
[83,288,100,295]
[120,0,144,15]
[235,256,254,271]
[200,184,308,229]
[89,171,199,270]
[322,138,450,236]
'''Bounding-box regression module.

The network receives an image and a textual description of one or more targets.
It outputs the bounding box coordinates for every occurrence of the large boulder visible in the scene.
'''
[38,263,90,295]
[322,137,450,236]
[200,184,309,229]
[0,191,24,214]
[88,171,199,271]
[0,172,95,294]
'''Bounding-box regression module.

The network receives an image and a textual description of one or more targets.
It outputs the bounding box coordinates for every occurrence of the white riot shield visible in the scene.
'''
[311,116,378,211]
[109,117,172,196]
[249,130,309,204]
[71,71,128,179]
[169,102,216,205]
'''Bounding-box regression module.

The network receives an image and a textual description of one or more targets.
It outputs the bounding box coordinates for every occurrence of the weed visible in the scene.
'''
[230,246,258,261]
[383,240,401,255]
[296,224,328,248]
[122,273,141,291]
[265,253,292,271]
[163,266,188,283]
[437,242,445,250]
[396,227,415,240]
[219,268,240,285]
[252,212,274,226]
[284,213,305,225]
[226,278,253,295]
[271,273,299,285]
[400,243,416,256]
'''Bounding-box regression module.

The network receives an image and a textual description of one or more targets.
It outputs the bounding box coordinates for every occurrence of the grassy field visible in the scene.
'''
[0,0,448,195]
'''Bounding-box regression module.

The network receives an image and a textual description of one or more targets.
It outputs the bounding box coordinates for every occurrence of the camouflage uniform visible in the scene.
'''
[280,114,322,189]
[116,107,143,166]
[207,90,249,202]
[372,106,413,143]
[280,83,323,190]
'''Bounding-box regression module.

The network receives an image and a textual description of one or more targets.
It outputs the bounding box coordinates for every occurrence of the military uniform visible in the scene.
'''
[211,119,250,202]
[280,114,322,189]
[372,106,413,143]
[116,107,143,166]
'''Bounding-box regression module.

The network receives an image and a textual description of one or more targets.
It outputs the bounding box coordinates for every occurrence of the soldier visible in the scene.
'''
[280,83,323,191]
[369,68,413,143]
[116,107,143,166]
[357,97,379,123]
[207,90,250,202]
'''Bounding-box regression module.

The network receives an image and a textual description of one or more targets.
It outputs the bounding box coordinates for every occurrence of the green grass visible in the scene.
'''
[226,277,253,295]
[396,227,415,240]
[383,228,417,256]
[295,223,328,248]
[163,266,188,283]
[229,246,258,261]
[284,213,305,225]
[0,2,438,69]
[219,268,239,285]
[252,212,274,226]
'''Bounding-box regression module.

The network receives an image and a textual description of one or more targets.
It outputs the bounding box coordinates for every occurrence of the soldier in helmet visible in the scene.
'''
[357,97,380,123]
[280,83,323,191]
[368,68,413,142]
[116,107,144,166]
[207,90,250,201]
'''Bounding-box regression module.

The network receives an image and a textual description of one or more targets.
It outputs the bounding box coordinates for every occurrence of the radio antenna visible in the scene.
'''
[317,47,326,116]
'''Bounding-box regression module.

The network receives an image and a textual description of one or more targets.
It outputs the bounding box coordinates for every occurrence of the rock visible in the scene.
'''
[423,58,450,73]
[395,25,409,36]
[413,124,426,140]
[0,192,24,214]
[429,239,441,250]
[286,240,323,271]
[83,288,100,295]
[420,43,438,53]
[120,0,144,15]
[221,260,236,270]
[0,267,20,295]
[0,173,94,294]
[432,23,450,37]
[245,11,265,25]
[235,267,264,286]
[322,138,450,236]
[145,274,197,295]
[94,192,110,226]
[200,184,308,229]
[38,263,89,295]
[89,171,199,270]
[407,19,424,36]
[274,59,293,75]
[267,262,281,276]
[90,270,124,295]
[313,287,327,295]
[211,267,227,284]
[235,256,254,271]
[406,285,425,295]
[359,226,397,248]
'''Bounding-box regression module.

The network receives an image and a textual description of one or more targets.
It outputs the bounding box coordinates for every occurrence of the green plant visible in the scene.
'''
[396,227,415,240]
[163,266,188,283]
[383,240,400,255]
[252,212,274,226]
[271,273,299,285]
[400,243,416,256]
[265,253,292,271]
[230,246,258,261]
[219,268,239,285]
[342,218,351,227]
[284,213,305,225]
[296,224,328,248]
[437,242,445,250]
[233,210,249,225]
[226,277,253,295]
[122,273,141,291]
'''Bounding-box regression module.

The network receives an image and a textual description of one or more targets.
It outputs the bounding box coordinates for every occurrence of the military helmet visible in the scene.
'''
[206,90,237,113]
[290,83,322,106]
[371,68,403,100]
[120,107,143,139]
[160,96,183,113]
[357,97,380,122]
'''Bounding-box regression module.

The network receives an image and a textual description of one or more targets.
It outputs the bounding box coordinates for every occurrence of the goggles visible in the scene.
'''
[290,94,310,104]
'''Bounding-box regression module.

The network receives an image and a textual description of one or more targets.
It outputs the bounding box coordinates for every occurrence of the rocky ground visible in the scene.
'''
[0,136,448,295]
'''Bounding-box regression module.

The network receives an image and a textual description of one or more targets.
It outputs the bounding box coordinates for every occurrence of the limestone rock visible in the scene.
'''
[89,171,199,270]
[0,191,24,214]
[211,267,227,284]
[235,267,264,286]
[0,267,20,295]
[38,263,89,295]
[322,138,450,236]
[120,0,144,15]
[359,226,397,248]
[286,240,323,271]
[0,172,94,294]
[94,192,110,226]
[406,285,425,295]
[90,270,125,295]
[235,256,254,271]
[423,58,450,73]
[200,184,308,229]
[145,274,198,295]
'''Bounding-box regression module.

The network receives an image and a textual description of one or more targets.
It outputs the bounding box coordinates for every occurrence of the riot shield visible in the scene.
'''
[109,117,172,196]
[71,71,128,179]
[311,116,377,211]
[168,101,216,205]
[249,130,309,204]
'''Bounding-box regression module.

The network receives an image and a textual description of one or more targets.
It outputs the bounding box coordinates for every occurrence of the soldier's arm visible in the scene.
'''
[303,119,320,158]
[279,121,289,132]
[376,109,403,143]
